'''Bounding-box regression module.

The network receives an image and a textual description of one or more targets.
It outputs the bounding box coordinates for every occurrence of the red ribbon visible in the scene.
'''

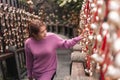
[93,10,98,22]
[117,29,120,37]
[93,39,97,50]
[105,0,110,18]
[100,66,105,80]
[100,31,108,52]
[99,25,103,35]
[86,55,91,69]
[84,0,90,18]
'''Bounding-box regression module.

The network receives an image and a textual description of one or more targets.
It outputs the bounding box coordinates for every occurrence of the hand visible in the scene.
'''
[79,29,87,39]
[79,36,85,40]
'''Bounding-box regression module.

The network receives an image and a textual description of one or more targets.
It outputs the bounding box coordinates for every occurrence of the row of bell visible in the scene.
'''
[0,3,41,53]
[79,0,120,79]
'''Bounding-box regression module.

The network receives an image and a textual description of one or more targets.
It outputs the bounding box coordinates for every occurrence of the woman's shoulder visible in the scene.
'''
[46,32,61,40]
[24,38,33,44]
[47,32,57,37]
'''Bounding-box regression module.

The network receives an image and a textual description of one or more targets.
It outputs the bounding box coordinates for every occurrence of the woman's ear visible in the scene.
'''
[32,33,39,40]
[32,33,36,37]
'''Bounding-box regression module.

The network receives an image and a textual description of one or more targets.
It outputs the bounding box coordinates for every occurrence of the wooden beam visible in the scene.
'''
[0,53,14,61]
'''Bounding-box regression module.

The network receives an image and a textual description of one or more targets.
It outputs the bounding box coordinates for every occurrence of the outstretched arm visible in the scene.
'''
[55,35,84,49]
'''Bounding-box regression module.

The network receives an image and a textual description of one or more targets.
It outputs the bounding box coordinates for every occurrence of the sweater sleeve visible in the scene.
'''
[24,41,33,78]
[54,34,82,49]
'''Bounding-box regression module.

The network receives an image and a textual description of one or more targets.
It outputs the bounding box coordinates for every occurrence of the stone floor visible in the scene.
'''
[53,49,71,80]
[52,34,71,80]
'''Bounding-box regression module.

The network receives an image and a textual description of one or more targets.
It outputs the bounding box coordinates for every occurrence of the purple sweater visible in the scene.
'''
[25,32,81,79]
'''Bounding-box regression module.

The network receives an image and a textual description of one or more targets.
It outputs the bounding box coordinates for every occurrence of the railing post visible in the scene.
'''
[8,46,26,80]
[14,50,21,80]
[0,61,5,80]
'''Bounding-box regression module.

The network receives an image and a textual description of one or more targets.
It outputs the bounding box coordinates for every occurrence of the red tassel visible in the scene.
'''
[86,1,90,16]
[93,10,98,22]
[105,0,110,18]
[103,58,110,74]
[86,55,91,69]
[93,39,97,50]
[117,29,120,37]
[92,39,97,54]
[99,25,103,35]
[102,43,111,72]
[100,66,105,80]
[101,34,107,52]
[86,45,88,50]
[84,1,90,18]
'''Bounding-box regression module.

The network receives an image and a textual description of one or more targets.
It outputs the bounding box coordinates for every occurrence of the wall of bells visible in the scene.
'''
[79,0,120,80]
[0,3,40,54]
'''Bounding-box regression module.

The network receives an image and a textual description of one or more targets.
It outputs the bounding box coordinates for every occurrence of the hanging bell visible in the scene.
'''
[105,65,120,79]
[113,38,120,52]
[91,52,104,63]
[114,52,120,68]
[4,4,8,11]
[108,11,120,26]
[0,3,3,9]
[109,0,119,11]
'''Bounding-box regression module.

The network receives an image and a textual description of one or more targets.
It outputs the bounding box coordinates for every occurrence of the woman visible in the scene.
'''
[25,19,84,80]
